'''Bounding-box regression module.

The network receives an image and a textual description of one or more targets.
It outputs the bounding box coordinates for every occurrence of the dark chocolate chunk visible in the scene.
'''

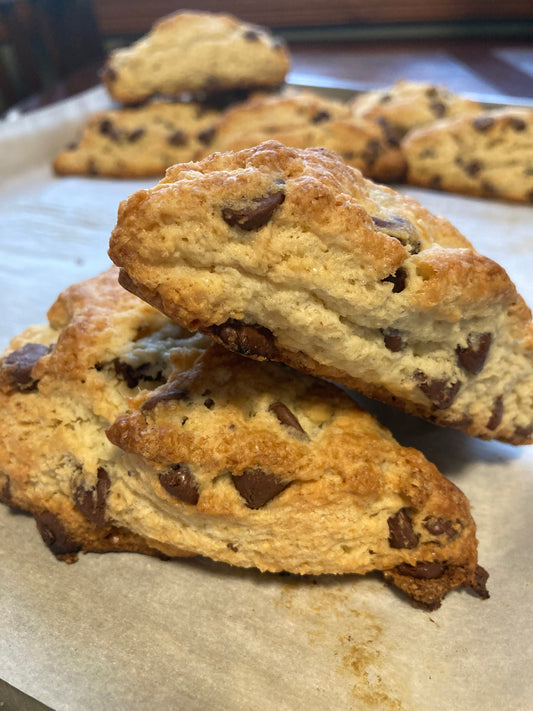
[395,561,446,579]
[456,332,492,374]
[168,129,188,146]
[387,508,420,549]
[112,358,161,388]
[414,371,462,410]
[34,510,81,557]
[311,110,331,124]
[128,128,145,142]
[2,342,51,391]
[423,516,460,539]
[197,125,216,146]
[470,565,490,599]
[221,190,285,231]
[269,401,308,438]
[204,397,215,409]
[141,388,189,412]
[371,215,420,254]
[211,320,277,359]
[73,467,111,526]
[473,116,495,133]
[381,266,407,293]
[159,464,199,505]
[232,468,289,509]
[381,327,405,352]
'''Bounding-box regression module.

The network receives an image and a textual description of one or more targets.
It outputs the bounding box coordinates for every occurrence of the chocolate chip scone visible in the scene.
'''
[0,269,488,609]
[200,91,406,183]
[350,80,481,139]
[101,11,290,105]
[402,108,533,203]
[0,267,209,560]
[109,141,533,445]
[53,101,221,178]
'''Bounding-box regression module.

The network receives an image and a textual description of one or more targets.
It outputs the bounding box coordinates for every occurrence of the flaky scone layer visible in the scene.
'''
[0,269,487,608]
[109,141,533,444]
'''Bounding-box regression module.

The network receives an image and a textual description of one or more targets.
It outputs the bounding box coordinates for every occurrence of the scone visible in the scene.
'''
[351,80,480,138]
[200,91,406,183]
[108,141,533,445]
[53,101,221,178]
[402,108,533,203]
[0,269,488,609]
[101,10,290,104]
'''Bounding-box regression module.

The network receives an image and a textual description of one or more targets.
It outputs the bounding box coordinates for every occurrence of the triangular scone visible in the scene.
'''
[100,11,290,104]
[0,268,208,560]
[109,141,533,445]
[0,270,487,609]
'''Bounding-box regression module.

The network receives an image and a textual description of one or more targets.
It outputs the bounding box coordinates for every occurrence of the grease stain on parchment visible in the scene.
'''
[276,577,408,710]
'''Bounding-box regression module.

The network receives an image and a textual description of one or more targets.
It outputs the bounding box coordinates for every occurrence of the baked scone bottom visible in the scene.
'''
[0,269,487,609]
[108,141,533,445]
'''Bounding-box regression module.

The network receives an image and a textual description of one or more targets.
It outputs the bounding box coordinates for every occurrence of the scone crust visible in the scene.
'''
[109,141,533,444]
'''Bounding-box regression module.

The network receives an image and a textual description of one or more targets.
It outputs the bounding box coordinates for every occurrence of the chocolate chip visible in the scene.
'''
[429,101,446,118]
[423,516,460,539]
[470,565,490,599]
[73,467,111,526]
[197,126,216,146]
[222,190,285,231]
[509,116,526,131]
[481,180,499,198]
[128,128,145,142]
[515,424,533,440]
[387,508,419,549]
[395,561,446,579]
[473,116,495,133]
[112,358,161,388]
[311,110,331,124]
[243,29,260,41]
[375,116,401,147]
[381,266,407,293]
[458,159,483,177]
[34,510,81,557]
[456,332,492,374]
[414,371,462,410]
[381,327,405,352]
[211,320,277,359]
[379,93,392,104]
[141,388,189,412]
[204,397,215,409]
[371,215,420,254]
[168,130,188,146]
[428,175,442,190]
[425,87,438,99]
[2,343,51,391]
[99,119,119,141]
[361,139,381,166]
[159,464,199,505]
[232,468,289,509]
[227,542,239,552]
[269,401,308,438]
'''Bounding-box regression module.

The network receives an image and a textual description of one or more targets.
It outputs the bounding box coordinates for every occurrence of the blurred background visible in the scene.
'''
[1,0,532,114]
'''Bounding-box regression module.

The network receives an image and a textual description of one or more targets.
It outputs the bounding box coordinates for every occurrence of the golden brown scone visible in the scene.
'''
[199,91,406,183]
[350,80,481,138]
[0,269,487,609]
[402,108,533,203]
[109,141,533,445]
[53,101,221,178]
[100,10,290,104]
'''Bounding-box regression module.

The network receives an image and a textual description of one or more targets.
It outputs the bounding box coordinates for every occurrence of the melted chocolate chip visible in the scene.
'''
[423,516,460,539]
[211,320,277,359]
[99,119,120,141]
[73,467,111,526]
[159,464,199,505]
[395,561,446,579]
[269,401,308,438]
[456,332,492,374]
[414,371,462,410]
[471,565,490,599]
[34,510,81,557]
[112,358,161,388]
[388,508,420,549]
[197,126,216,146]
[168,130,188,146]
[381,327,405,352]
[2,343,52,391]
[128,128,145,142]
[484,400,503,431]
[232,468,289,509]
[473,116,495,133]
[381,266,407,293]
[221,190,285,231]
[141,388,189,412]
[311,110,331,124]
[371,215,420,254]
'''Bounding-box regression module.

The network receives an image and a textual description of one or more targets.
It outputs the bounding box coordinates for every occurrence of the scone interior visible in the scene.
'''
[108,140,533,445]
[0,269,487,609]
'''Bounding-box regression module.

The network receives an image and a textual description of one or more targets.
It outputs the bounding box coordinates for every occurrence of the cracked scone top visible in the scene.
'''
[0,268,487,609]
[101,10,290,104]
[108,141,533,444]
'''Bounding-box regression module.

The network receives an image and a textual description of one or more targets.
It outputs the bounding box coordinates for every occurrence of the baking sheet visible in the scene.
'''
[0,83,532,711]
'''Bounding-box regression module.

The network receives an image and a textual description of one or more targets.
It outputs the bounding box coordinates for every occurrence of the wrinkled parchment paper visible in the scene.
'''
[0,85,532,711]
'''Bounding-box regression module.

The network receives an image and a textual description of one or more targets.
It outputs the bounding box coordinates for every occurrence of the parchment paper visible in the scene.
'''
[0,85,532,711]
